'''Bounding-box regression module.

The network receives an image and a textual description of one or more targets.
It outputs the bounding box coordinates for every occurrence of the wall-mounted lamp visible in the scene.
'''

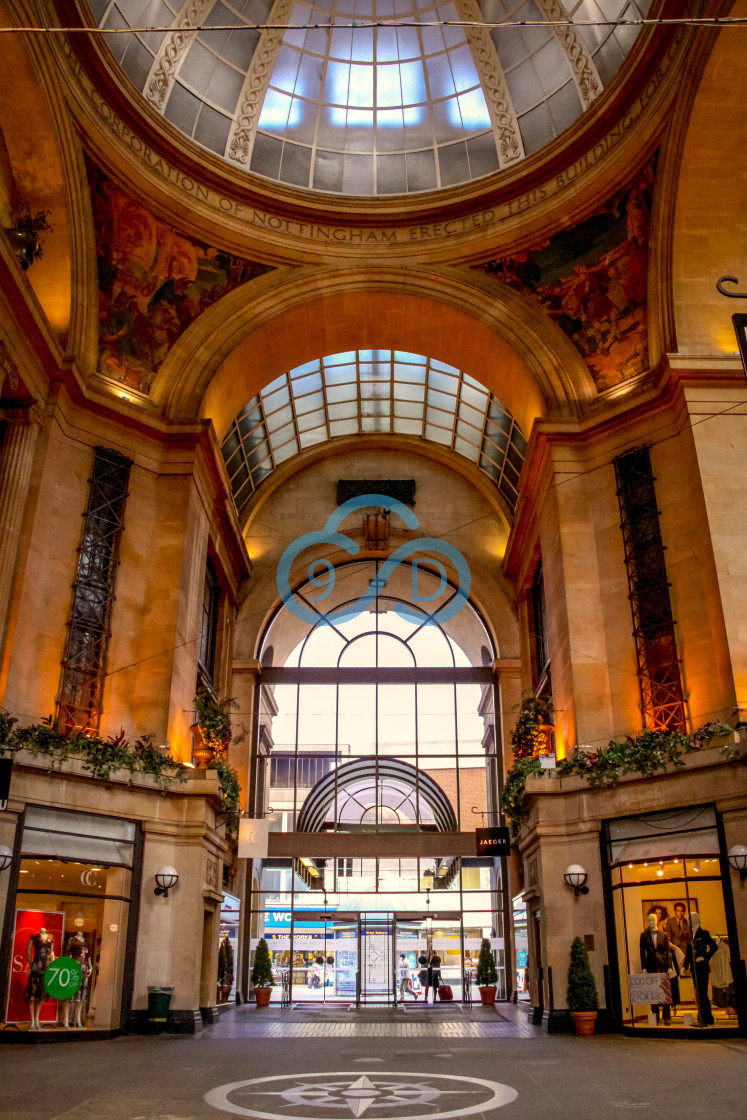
[564,864,589,897]
[0,845,12,872]
[728,844,747,881]
[154,865,179,897]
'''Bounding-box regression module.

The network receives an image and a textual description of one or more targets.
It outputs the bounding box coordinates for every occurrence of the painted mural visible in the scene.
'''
[474,157,656,392]
[88,161,271,393]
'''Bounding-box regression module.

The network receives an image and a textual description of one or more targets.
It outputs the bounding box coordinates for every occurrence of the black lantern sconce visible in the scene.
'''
[0,844,12,873]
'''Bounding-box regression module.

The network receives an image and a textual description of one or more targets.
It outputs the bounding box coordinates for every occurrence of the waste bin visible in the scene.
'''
[147,985,174,1033]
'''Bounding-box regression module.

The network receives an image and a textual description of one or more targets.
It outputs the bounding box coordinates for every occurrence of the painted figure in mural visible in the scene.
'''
[475,157,657,392]
[87,161,270,394]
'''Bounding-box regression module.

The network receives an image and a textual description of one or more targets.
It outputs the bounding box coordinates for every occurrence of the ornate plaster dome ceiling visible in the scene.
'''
[89,0,653,196]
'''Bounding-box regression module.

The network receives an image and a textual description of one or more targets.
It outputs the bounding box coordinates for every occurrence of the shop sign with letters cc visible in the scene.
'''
[238,818,269,859]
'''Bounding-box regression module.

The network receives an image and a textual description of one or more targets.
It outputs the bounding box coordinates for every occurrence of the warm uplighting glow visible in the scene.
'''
[657,869,664,877]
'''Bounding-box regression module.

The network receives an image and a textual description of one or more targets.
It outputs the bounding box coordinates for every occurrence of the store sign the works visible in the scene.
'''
[277,494,471,626]
[475,827,511,856]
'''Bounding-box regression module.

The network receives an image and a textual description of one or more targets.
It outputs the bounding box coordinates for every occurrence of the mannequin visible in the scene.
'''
[25,927,55,1030]
[61,931,91,1029]
[640,912,674,1023]
[686,912,717,1026]
[218,936,234,990]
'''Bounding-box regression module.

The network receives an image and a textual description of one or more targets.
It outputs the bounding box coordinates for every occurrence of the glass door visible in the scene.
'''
[289,911,359,1002]
[393,913,464,1003]
[360,915,394,1003]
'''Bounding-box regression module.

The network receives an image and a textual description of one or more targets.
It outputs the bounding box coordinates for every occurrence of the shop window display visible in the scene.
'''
[3,807,136,1032]
[606,806,737,1030]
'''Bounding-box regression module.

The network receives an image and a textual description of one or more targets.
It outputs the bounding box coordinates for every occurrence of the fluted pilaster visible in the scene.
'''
[0,404,43,649]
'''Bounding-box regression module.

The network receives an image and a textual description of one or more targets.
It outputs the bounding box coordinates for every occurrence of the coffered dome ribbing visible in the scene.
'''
[89,0,653,195]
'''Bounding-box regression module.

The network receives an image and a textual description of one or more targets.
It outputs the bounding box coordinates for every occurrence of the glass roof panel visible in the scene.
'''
[221,349,526,514]
[91,0,652,194]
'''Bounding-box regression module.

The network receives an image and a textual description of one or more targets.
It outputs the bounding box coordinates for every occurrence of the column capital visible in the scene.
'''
[492,658,522,678]
[233,658,261,679]
[1,402,44,430]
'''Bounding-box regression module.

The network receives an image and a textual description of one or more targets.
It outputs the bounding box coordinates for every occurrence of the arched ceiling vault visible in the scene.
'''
[0,24,74,336]
[671,0,747,358]
[157,263,594,433]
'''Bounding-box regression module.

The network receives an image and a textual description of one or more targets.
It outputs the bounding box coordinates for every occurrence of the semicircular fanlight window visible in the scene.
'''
[220,349,527,515]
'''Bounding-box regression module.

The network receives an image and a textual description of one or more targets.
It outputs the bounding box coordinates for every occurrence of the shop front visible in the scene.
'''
[248,854,507,1004]
[604,805,743,1033]
[2,805,139,1033]
[517,747,747,1037]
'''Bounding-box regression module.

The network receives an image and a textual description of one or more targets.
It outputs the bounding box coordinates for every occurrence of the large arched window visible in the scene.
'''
[258,560,498,835]
[250,557,507,1003]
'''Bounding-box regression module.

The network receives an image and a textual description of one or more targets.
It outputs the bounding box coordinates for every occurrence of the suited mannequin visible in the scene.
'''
[686,912,717,1026]
[640,913,673,1023]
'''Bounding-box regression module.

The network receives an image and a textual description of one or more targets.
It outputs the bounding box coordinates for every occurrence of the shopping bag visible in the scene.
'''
[438,984,453,1001]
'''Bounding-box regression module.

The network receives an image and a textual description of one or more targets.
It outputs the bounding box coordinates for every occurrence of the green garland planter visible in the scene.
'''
[0,709,241,833]
[500,721,736,836]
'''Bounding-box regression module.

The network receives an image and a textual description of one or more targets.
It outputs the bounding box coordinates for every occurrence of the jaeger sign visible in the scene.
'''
[475,827,511,857]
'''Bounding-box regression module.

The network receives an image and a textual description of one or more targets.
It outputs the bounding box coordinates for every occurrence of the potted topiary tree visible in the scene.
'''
[567,936,599,1036]
[476,937,498,1006]
[251,937,274,1007]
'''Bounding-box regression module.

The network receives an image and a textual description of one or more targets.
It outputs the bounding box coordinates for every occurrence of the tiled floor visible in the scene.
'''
[3,1001,746,1120]
[203,1001,539,1039]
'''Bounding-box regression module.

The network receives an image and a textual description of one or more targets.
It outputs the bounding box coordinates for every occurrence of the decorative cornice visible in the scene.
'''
[455,0,524,167]
[144,0,215,112]
[227,0,294,166]
[536,0,602,110]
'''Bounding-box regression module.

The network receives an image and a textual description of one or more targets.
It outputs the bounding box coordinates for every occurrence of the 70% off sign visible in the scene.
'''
[44,957,83,1000]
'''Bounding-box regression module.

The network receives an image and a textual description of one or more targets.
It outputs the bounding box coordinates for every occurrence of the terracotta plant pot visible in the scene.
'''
[478,986,497,1006]
[254,987,272,1008]
[570,1010,597,1036]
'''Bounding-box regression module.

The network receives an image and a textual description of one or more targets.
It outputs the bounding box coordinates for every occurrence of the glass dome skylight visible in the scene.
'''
[90,0,653,195]
[220,350,527,515]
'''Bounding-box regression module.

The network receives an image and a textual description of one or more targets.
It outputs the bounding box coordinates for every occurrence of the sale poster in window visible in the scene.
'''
[5,910,65,1024]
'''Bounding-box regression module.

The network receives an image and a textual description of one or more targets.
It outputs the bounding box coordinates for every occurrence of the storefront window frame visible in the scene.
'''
[0,804,145,1035]
[600,803,745,1035]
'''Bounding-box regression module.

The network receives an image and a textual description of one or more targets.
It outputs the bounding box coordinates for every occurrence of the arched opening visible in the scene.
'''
[246,551,508,1005]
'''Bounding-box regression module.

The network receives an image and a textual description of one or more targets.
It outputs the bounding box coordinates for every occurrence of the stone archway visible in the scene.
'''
[155,264,596,434]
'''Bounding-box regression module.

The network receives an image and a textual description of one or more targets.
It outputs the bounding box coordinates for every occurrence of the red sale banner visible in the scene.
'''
[5,910,65,1024]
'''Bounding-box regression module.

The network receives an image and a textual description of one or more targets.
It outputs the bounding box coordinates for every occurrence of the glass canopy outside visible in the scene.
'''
[220,349,527,515]
[90,0,654,195]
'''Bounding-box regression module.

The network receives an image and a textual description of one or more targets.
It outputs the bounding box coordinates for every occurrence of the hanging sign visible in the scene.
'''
[0,757,11,810]
[476,827,511,856]
[238,818,269,859]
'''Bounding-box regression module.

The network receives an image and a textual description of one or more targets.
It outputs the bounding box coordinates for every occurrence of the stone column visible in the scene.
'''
[493,658,523,773]
[0,403,43,650]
